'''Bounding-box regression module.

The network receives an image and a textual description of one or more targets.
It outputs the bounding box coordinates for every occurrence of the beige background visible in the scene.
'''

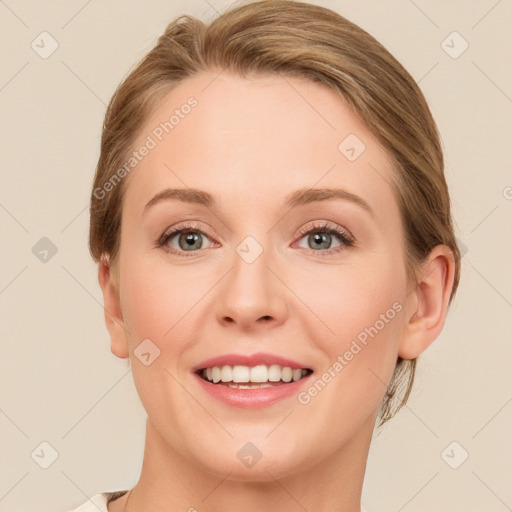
[1,0,511,511]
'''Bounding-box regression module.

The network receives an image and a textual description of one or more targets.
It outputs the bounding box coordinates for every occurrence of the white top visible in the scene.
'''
[69,491,367,511]
[68,491,127,511]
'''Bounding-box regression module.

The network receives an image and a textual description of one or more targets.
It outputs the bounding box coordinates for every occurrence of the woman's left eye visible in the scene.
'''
[295,222,355,254]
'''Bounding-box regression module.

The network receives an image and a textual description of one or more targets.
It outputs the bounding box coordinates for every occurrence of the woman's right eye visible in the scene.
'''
[160,227,215,255]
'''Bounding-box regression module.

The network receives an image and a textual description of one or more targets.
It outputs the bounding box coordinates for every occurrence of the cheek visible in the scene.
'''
[120,267,169,341]
[119,257,197,419]
[299,256,406,338]
[293,250,407,398]
[293,268,406,431]
[119,244,178,335]
[119,249,219,351]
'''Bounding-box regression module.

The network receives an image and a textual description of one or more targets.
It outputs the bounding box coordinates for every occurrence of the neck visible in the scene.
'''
[120,415,375,512]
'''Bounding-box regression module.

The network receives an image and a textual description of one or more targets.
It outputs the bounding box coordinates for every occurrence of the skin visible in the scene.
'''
[99,71,455,512]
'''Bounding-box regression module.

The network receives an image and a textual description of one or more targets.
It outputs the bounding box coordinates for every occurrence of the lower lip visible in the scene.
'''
[193,373,313,408]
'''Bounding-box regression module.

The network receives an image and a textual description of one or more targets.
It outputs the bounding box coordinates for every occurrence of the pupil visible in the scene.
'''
[310,232,330,249]
[180,232,201,250]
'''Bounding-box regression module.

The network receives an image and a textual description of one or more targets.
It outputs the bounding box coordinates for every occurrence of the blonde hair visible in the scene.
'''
[89,0,461,425]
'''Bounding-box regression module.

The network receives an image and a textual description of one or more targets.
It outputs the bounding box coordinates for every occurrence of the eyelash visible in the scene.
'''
[157,221,355,257]
[295,222,355,255]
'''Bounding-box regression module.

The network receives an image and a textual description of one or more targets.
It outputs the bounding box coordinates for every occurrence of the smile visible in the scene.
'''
[197,364,313,388]
[192,353,315,408]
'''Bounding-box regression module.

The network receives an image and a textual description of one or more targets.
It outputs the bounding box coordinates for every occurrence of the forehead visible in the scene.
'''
[124,71,398,217]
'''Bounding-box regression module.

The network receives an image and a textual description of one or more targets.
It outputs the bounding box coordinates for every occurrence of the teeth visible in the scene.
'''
[232,365,250,383]
[282,367,293,383]
[200,364,309,384]
[220,365,232,382]
[250,365,268,383]
[268,364,282,382]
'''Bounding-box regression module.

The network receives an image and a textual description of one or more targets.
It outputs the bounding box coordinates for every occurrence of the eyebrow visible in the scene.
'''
[144,187,373,216]
[285,187,373,215]
[144,188,213,210]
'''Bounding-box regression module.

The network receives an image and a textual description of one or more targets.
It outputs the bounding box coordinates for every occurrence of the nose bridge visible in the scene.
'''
[214,234,288,327]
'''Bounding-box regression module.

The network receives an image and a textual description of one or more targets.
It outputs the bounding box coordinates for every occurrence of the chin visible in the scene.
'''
[185,435,309,481]
[202,456,302,483]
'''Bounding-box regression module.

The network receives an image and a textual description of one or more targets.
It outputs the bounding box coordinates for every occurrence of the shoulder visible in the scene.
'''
[66,491,129,512]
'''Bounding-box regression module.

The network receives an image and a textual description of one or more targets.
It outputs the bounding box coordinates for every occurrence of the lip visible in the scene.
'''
[192,352,311,372]
[193,371,313,409]
[192,352,314,409]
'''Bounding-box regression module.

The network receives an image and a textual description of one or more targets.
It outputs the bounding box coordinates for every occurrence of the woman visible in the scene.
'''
[70,0,460,510]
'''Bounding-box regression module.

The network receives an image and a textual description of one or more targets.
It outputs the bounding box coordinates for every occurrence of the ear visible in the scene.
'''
[398,245,456,360]
[98,258,129,359]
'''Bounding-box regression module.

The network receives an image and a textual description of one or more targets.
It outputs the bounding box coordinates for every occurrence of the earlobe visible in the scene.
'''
[98,258,129,359]
[398,245,456,360]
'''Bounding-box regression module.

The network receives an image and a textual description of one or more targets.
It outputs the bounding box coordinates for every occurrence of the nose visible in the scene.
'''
[214,248,288,331]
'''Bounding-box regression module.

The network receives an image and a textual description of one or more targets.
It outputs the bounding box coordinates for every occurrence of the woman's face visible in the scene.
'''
[110,71,415,479]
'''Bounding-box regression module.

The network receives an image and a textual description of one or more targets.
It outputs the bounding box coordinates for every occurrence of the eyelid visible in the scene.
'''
[295,221,354,242]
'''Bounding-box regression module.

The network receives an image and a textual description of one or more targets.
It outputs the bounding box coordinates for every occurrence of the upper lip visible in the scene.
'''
[192,352,312,372]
